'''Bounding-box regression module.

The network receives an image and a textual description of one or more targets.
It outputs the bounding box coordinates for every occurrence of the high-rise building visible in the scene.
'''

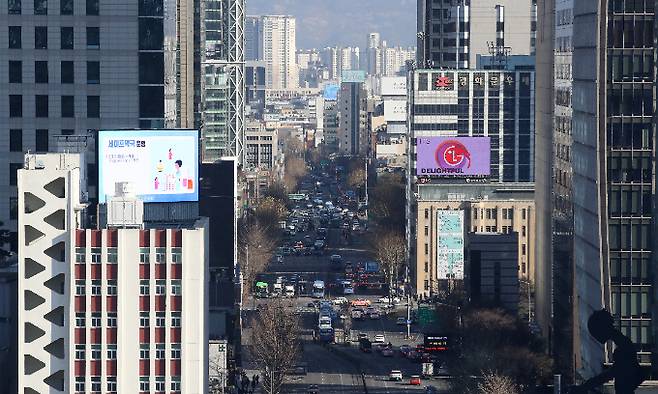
[0,0,198,249]
[338,81,367,156]
[201,0,245,162]
[245,16,262,61]
[382,46,416,76]
[245,61,267,120]
[535,0,576,380]
[569,2,656,378]
[18,153,209,393]
[366,32,382,76]
[320,47,339,80]
[262,15,298,89]
[416,0,537,69]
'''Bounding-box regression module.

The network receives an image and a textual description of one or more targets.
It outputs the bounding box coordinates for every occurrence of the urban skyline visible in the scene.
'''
[2,0,657,393]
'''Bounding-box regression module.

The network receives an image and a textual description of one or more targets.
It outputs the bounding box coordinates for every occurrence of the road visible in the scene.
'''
[242,168,450,393]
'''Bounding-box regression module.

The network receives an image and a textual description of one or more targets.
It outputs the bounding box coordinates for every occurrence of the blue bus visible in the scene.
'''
[318,327,334,342]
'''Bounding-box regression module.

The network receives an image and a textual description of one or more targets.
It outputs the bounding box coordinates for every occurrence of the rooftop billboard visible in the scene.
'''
[384,100,407,122]
[416,137,490,177]
[323,84,339,100]
[98,129,199,203]
[341,70,366,83]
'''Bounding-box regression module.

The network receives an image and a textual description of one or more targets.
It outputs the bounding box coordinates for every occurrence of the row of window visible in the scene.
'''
[138,312,182,328]
[75,247,182,264]
[8,0,99,15]
[139,280,182,296]
[75,279,118,296]
[8,129,49,153]
[74,312,116,328]
[8,26,99,50]
[8,60,100,84]
[8,95,99,118]
[74,376,181,393]
[139,343,181,359]
[76,311,181,328]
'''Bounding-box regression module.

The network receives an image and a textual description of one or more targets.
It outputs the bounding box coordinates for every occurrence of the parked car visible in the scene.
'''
[389,370,403,381]
[410,375,422,385]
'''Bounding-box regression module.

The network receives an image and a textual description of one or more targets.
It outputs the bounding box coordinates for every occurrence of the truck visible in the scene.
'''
[284,285,295,298]
[341,280,354,295]
[330,254,343,271]
[312,280,325,298]
[364,261,380,274]
[272,283,283,297]
[255,282,269,298]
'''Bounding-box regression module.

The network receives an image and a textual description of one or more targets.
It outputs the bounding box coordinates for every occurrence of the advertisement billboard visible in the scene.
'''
[98,129,199,203]
[323,84,339,100]
[416,137,490,177]
[341,70,366,83]
[381,76,406,96]
[436,210,464,280]
[384,100,407,122]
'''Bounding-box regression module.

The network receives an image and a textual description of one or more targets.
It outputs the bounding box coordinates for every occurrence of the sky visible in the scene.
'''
[245,0,417,49]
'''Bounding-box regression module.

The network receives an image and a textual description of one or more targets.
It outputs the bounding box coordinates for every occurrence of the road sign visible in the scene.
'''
[417,305,438,327]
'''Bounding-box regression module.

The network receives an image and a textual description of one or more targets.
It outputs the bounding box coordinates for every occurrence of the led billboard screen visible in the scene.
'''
[98,129,199,203]
[416,137,490,177]
[341,70,366,83]
[436,210,464,280]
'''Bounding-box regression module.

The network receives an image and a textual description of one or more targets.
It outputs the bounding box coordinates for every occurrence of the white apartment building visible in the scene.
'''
[18,153,208,394]
[262,15,298,89]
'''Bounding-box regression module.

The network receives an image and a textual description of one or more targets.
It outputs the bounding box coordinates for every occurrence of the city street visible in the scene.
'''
[241,167,448,393]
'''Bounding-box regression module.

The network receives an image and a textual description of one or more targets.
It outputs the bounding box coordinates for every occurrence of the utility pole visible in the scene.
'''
[405,264,411,339]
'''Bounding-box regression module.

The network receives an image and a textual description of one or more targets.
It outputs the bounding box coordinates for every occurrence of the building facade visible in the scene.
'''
[201,0,245,162]
[416,0,536,69]
[18,153,209,393]
[366,32,382,76]
[244,121,278,170]
[245,16,262,61]
[409,69,535,183]
[262,15,298,90]
[572,1,656,378]
[245,61,266,120]
[415,195,534,297]
[338,82,367,156]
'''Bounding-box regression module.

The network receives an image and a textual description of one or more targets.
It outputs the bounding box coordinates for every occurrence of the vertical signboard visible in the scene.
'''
[436,210,464,280]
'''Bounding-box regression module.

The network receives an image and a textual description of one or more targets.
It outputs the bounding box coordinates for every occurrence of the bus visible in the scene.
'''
[255,282,268,298]
[312,280,325,298]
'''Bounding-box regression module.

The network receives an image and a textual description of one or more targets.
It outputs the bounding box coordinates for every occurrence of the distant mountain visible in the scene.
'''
[245,0,417,49]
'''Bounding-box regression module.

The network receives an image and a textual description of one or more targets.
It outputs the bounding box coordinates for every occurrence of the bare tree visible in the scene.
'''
[254,197,288,236]
[238,221,278,297]
[347,167,365,189]
[250,300,301,394]
[283,156,308,191]
[372,231,406,303]
[477,372,519,394]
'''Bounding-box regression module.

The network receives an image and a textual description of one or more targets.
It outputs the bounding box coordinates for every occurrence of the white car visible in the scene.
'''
[389,370,403,381]
[373,334,386,344]
[333,297,348,305]
[378,296,401,304]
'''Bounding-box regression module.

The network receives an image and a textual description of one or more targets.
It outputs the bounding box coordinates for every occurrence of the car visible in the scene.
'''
[389,370,403,381]
[381,348,394,357]
[307,384,319,394]
[369,311,381,320]
[373,334,386,344]
[357,333,369,341]
[396,317,407,326]
[378,296,401,304]
[333,297,348,305]
[276,255,284,264]
[399,345,412,357]
[410,375,422,385]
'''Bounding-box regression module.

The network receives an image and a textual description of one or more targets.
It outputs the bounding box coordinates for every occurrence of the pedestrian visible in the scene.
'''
[254,374,259,386]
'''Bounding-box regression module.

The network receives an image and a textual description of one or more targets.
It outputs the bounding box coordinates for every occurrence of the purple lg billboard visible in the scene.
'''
[416,137,491,176]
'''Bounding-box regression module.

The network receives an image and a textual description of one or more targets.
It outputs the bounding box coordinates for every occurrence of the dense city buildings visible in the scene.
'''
[18,153,209,393]
[201,0,246,162]
[262,15,298,90]
[0,0,198,249]
[366,33,383,76]
[571,0,656,378]
[416,0,536,69]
